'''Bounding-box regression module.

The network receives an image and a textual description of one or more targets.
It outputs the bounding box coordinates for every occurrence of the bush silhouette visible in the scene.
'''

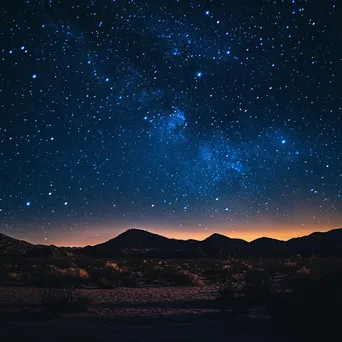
[40,288,92,317]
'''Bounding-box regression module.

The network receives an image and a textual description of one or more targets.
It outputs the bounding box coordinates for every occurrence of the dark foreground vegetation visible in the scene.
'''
[0,255,342,341]
[2,226,342,341]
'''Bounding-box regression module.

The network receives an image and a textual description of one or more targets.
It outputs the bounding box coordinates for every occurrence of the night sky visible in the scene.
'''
[0,0,341,246]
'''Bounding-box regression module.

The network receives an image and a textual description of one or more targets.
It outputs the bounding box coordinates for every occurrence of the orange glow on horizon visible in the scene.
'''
[17,221,341,247]
[158,225,338,242]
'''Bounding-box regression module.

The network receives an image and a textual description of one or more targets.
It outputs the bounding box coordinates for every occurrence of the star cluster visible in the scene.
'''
[0,0,341,244]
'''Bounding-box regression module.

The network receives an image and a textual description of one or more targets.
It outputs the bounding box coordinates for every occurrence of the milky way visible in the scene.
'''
[0,0,341,245]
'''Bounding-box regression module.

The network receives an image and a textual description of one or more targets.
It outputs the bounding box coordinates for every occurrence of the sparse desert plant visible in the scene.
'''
[98,263,138,287]
[283,259,298,269]
[100,261,138,287]
[36,267,89,287]
[244,268,271,306]
[162,268,204,287]
[8,272,23,281]
[216,266,247,314]
[178,270,205,287]
[295,266,312,277]
[62,267,89,279]
[104,261,121,272]
[143,265,166,285]
[40,288,93,317]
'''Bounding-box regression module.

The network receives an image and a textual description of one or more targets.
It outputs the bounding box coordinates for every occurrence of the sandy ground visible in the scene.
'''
[0,287,288,342]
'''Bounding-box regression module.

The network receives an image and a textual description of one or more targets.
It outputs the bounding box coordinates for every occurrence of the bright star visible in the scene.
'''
[26,202,31,206]
[196,72,202,78]
[32,74,37,79]
[281,140,286,144]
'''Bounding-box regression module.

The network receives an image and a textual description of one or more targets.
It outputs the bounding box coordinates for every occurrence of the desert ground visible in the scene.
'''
[0,286,285,342]
[0,256,341,341]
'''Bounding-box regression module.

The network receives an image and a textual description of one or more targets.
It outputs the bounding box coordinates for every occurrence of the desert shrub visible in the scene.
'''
[178,270,204,287]
[295,266,312,277]
[7,272,23,281]
[97,262,138,288]
[143,265,167,285]
[162,268,204,287]
[216,265,247,314]
[244,268,271,306]
[61,267,89,279]
[283,259,298,269]
[104,261,121,272]
[102,262,134,287]
[268,271,342,341]
[40,288,92,317]
[102,262,121,279]
[36,267,89,287]
[201,262,227,282]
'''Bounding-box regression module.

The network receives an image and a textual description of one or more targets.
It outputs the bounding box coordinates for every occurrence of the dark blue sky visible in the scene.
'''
[0,0,341,245]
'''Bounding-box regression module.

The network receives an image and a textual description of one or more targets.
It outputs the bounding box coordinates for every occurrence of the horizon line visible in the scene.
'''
[2,226,341,248]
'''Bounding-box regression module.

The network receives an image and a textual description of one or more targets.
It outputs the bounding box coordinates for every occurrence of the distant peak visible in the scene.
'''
[250,237,283,245]
[205,233,231,240]
[253,237,280,241]
[123,228,154,235]
[114,228,164,241]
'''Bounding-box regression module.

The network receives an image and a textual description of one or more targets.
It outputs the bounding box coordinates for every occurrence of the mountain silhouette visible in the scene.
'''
[249,237,286,257]
[77,227,342,258]
[201,233,248,257]
[81,228,193,257]
[0,233,76,257]
[286,229,342,256]
[1,228,342,258]
[0,233,34,255]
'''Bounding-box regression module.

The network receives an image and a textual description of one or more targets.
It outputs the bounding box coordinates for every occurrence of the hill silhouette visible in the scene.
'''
[0,233,76,257]
[1,228,342,258]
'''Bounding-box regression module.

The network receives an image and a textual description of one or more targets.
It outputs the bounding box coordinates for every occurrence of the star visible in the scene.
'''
[0,0,340,245]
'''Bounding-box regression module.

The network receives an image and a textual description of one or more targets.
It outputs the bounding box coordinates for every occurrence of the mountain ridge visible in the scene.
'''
[1,228,342,258]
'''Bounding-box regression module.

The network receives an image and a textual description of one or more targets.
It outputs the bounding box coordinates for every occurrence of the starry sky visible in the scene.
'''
[0,0,341,246]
